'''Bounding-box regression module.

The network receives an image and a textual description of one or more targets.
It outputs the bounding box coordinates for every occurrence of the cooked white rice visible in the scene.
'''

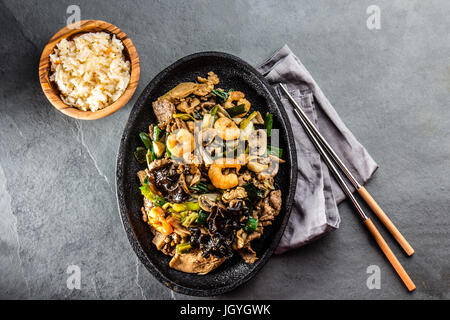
[49,32,131,112]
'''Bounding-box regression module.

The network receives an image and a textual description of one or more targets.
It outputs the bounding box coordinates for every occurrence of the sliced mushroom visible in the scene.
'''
[247,156,270,173]
[200,101,216,109]
[199,128,217,147]
[247,161,269,173]
[258,156,281,178]
[198,194,216,212]
[249,129,267,156]
[190,97,200,109]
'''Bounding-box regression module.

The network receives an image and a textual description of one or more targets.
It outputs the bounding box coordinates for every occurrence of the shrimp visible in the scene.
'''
[147,207,173,235]
[224,91,245,109]
[214,117,240,140]
[167,128,194,158]
[224,91,251,117]
[208,158,241,189]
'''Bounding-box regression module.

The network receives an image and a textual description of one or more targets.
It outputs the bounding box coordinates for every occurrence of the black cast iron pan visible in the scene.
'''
[116,51,297,296]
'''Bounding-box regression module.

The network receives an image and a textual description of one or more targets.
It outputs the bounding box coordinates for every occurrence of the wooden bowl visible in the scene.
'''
[39,20,140,120]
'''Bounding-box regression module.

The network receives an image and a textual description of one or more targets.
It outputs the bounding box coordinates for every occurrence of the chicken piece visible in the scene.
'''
[193,82,214,96]
[237,243,258,264]
[152,99,175,130]
[159,82,199,103]
[197,71,219,85]
[169,249,225,274]
[233,229,247,250]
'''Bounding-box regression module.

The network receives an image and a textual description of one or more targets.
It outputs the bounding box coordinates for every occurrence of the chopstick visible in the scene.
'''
[279,84,416,291]
[279,84,414,256]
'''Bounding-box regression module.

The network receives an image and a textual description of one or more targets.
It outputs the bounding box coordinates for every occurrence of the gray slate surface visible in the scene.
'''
[0,0,449,299]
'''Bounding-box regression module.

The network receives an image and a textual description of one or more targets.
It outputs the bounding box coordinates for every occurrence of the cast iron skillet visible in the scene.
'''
[116,52,297,296]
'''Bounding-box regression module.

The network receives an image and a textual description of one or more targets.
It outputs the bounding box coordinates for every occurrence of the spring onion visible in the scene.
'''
[227,104,247,117]
[140,182,167,207]
[265,113,273,137]
[267,145,283,158]
[202,114,213,129]
[176,242,192,254]
[173,113,195,121]
[146,149,155,166]
[139,184,154,201]
[244,218,258,232]
[210,105,219,117]
[169,201,200,212]
[182,212,199,227]
[240,122,254,140]
[153,126,161,141]
[240,111,258,130]
[139,132,152,150]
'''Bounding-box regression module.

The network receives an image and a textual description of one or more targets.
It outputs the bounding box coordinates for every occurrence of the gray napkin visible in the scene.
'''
[257,45,378,254]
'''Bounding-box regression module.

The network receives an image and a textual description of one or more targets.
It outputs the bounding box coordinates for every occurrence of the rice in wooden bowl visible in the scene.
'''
[39,20,140,120]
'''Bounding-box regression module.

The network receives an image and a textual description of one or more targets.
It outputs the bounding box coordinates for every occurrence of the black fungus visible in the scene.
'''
[191,201,250,259]
[149,162,189,203]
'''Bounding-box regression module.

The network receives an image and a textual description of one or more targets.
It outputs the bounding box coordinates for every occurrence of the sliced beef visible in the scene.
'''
[152,99,175,130]
[257,190,282,226]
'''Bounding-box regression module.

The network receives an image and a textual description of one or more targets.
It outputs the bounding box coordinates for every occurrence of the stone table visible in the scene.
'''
[1,0,449,299]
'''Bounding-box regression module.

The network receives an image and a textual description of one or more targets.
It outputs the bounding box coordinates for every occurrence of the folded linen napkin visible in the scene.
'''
[257,45,378,254]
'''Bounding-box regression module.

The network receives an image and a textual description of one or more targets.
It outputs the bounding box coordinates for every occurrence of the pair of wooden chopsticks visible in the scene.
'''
[279,84,415,291]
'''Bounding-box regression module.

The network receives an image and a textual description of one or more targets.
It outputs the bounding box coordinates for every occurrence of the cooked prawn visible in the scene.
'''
[147,207,173,235]
[224,91,245,109]
[224,91,251,117]
[208,158,241,189]
[167,129,194,158]
[214,117,240,140]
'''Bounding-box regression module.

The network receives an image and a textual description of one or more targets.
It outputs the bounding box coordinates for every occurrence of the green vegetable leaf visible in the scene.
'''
[244,218,258,232]
[211,89,233,103]
[153,195,167,207]
[243,182,265,202]
[195,210,209,226]
[134,147,147,164]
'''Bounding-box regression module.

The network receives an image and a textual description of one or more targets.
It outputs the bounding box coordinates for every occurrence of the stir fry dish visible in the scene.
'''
[135,71,285,274]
